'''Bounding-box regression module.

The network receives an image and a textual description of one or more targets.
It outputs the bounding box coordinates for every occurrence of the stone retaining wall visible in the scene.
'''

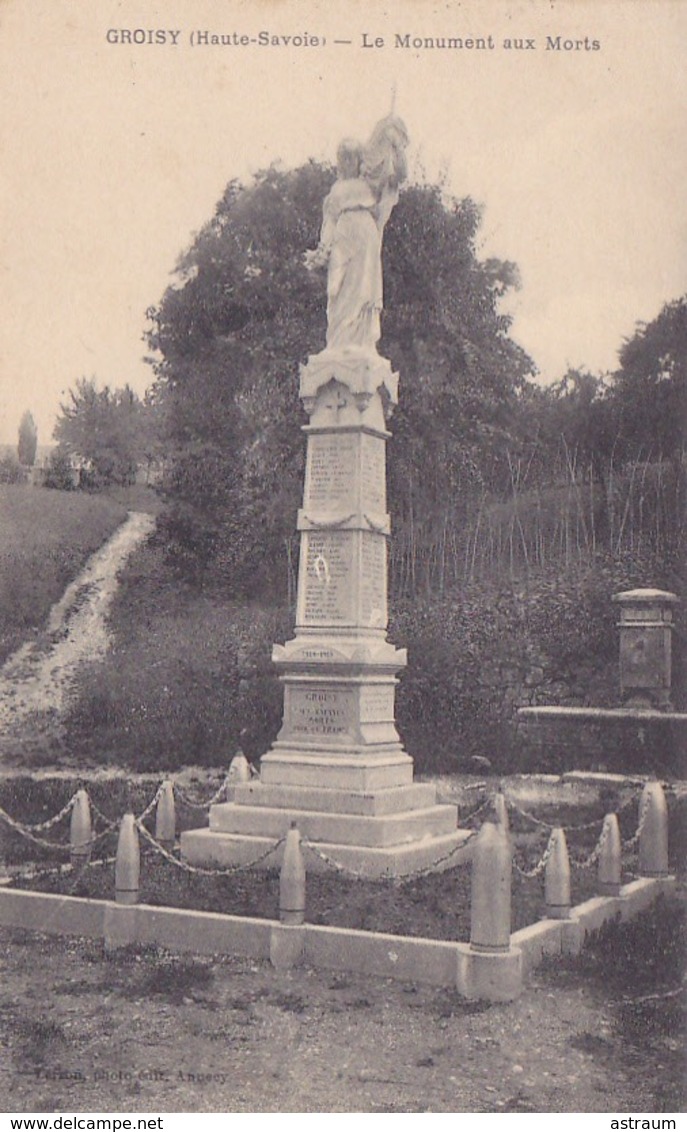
[516,712,686,777]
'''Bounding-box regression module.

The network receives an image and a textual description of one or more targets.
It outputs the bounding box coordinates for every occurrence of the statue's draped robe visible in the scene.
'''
[319,177,398,350]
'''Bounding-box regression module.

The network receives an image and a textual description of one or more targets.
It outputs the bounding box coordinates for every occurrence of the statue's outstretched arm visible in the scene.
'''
[375,185,400,233]
[362,116,409,191]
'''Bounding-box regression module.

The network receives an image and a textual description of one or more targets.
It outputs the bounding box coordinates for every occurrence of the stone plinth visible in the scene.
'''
[612,588,679,710]
[181,347,466,877]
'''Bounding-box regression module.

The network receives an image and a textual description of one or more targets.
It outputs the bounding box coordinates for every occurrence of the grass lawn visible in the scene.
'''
[0,485,128,664]
[12,848,603,940]
[3,776,682,932]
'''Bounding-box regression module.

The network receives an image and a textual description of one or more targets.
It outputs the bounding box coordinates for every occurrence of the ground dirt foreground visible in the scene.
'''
[0,922,682,1114]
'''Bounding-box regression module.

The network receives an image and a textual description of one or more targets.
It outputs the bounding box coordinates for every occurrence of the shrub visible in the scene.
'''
[64,538,290,771]
[0,453,27,484]
[392,547,685,774]
[43,451,75,491]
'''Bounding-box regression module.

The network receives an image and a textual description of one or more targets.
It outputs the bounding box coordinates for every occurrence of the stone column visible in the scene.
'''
[181,348,467,876]
[262,348,411,791]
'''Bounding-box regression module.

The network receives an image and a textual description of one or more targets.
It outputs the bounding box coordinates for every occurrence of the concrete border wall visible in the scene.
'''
[0,875,675,1002]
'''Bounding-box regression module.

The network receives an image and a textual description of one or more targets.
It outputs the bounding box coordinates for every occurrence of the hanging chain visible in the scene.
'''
[2,854,118,886]
[457,795,495,823]
[622,789,650,851]
[0,804,76,853]
[136,780,167,822]
[88,799,121,831]
[513,831,557,878]
[506,798,606,833]
[17,792,79,832]
[300,829,479,883]
[135,820,285,875]
[506,790,642,833]
[174,774,232,811]
[569,817,612,870]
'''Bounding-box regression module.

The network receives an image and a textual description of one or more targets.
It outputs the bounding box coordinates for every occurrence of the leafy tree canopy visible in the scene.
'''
[54,377,157,486]
[146,162,534,595]
[610,295,687,461]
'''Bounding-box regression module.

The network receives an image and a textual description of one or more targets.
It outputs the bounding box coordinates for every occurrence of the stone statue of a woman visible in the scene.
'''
[305,115,409,352]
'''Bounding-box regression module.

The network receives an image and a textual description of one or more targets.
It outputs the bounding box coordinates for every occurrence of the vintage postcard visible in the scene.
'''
[0,0,685,1118]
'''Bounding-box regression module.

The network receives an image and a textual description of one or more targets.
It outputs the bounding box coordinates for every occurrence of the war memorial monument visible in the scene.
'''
[182,116,470,876]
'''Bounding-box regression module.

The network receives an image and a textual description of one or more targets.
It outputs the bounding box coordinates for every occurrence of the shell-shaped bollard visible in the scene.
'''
[598,814,622,896]
[115,813,140,905]
[638,781,669,877]
[154,781,176,851]
[544,828,571,919]
[470,821,512,952]
[70,789,92,865]
[280,823,306,926]
[228,751,251,783]
[493,791,510,834]
[225,750,251,802]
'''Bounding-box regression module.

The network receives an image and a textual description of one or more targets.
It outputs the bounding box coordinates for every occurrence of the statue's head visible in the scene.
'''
[336,138,362,179]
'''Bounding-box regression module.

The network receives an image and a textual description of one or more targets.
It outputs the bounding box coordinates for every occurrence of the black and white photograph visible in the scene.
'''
[0,0,685,1118]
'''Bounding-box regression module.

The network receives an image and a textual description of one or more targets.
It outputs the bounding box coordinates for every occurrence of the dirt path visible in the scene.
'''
[0,927,681,1113]
[0,512,155,751]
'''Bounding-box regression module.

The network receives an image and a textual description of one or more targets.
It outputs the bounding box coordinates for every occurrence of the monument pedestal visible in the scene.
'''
[181,347,468,877]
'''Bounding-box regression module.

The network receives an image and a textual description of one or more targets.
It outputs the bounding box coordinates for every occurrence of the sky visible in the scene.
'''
[0,0,685,448]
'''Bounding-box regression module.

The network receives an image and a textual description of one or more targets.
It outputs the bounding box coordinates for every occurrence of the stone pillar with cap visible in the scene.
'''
[181,347,470,877]
[612,588,679,710]
[266,349,408,792]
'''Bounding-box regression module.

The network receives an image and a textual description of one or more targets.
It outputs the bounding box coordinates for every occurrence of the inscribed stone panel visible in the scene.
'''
[302,531,354,625]
[360,533,387,627]
[359,684,396,723]
[288,687,355,738]
[305,433,358,511]
[360,433,386,514]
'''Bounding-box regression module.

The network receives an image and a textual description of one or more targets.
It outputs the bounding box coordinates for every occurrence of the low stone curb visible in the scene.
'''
[510,876,676,977]
[0,874,675,1001]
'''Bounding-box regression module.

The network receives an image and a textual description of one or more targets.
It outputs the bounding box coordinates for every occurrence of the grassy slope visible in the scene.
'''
[0,485,128,663]
[63,537,291,771]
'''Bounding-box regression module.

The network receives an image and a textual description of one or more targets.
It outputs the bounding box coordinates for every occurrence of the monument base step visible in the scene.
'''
[260,750,413,791]
[208,800,458,848]
[232,781,438,816]
[180,827,474,879]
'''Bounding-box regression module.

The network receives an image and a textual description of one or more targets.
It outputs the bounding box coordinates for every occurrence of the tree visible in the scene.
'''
[499,299,687,565]
[510,370,615,490]
[17,411,37,467]
[146,163,533,597]
[608,295,687,463]
[54,377,155,486]
[380,189,534,591]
